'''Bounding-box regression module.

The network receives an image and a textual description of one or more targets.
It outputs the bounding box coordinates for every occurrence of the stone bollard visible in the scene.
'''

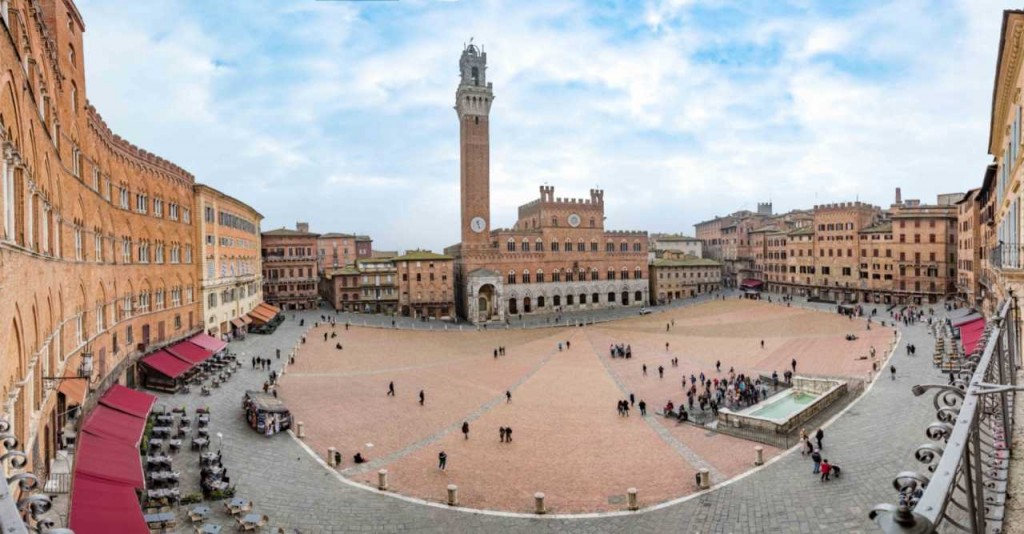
[754,446,764,466]
[534,492,546,514]
[698,468,710,489]
[327,447,336,467]
[297,421,305,439]
[447,484,458,506]
[627,487,638,511]
[378,469,388,491]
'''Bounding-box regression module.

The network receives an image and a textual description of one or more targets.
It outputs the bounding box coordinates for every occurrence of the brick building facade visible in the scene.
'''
[445,44,649,323]
[698,194,960,305]
[262,223,319,310]
[649,255,722,304]
[0,0,208,481]
[316,232,371,274]
[195,184,263,338]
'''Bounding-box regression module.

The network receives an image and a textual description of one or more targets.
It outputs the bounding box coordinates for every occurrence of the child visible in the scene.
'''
[820,459,831,481]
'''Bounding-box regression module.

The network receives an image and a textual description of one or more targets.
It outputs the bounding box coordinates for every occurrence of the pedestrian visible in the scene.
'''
[658,366,664,379]
[462,422,469,440]
[791,358,797,373]
[558,343,563,352]
[760,339,764,349]
[387,381,395,396]
[419,390,425,406]
[324,332,328,342]
[438,451,447,470]
[716,360,721,373]
[506,390,512,403]
[276,348,281,360]
[666,342,670,352]
[506,427,512,442]
[811,449,822,474]
[799,429,809,455]
[499,427,506,442]
[567,341,571,349]
[251,356,256,369]
[494,348,498,359]
[815,428,824,450]
[638,400,647,416]
[820,459,832,482]
[890,365,896,380]
[629,393,635,406]
[642,364,647,376]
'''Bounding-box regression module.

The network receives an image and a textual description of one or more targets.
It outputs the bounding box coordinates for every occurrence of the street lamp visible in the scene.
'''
[217,432,223,453]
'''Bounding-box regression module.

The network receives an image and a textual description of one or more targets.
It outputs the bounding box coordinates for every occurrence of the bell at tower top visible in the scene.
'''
[459,41,491,89]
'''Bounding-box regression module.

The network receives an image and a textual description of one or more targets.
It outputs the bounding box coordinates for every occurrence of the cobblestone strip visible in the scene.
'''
[582,329,725,483]
[340,333,568,477]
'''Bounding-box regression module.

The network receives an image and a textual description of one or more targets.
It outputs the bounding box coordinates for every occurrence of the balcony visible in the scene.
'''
[991,242,1023,270]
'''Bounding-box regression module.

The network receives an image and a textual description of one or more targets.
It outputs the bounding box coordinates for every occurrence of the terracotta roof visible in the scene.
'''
[263,227,319,237]
[393,251,453,261]
[860,221,893,234]
[787,226,814,236]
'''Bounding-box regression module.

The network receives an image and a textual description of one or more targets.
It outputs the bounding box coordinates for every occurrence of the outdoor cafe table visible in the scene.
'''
[148,438,164,450]
[146,488,179,501]
[199,525,222,534]
[145,455,171,466]
[151,426,173,438]
[197,427,210,438]
[228,497,248,510]
[191,438,209,450]
[198,415,210,426]
[241,513,261,528]
[200,452,218,464]
[143,512,175,526]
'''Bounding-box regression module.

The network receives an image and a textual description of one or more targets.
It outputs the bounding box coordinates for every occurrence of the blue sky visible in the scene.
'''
[78,0,1008,251]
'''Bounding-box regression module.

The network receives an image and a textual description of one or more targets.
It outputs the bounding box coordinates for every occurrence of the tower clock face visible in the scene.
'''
[568,213,582,228]
[470,216,487,233]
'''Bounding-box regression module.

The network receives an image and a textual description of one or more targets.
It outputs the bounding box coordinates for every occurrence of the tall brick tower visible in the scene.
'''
[455,42,494,251]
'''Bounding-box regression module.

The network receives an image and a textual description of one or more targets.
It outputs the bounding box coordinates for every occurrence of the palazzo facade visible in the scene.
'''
[444,44,649,323]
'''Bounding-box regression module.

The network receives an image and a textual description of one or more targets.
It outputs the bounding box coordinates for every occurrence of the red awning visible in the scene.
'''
[166,340,213,364]
[248,308,273,324]
[960,318,986,355]
[81,405,148,446]
[99,384,156,419]
[141,350,193,379]
[740,279,763,288]
[69,475,149,534]
[74,432,145,488]
[189,333,227,354]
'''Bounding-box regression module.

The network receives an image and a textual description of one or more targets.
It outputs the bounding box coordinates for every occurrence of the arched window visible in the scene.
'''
[590,240,598,252]
[564,240,571,252]
[591,268,599,281]
[536,269,545,283]
[70,81,78,113]
[566,269,575,282]
[589,218,596,228]
[606,242,614,252]
[506,238,515,252]
[634,267,643,279]
[619,241,628,252]
[507,270,516,284]
[551,241,559,252]
[534,239,543,252]
[552,269,561,282]
[471,66,480,86]
[621,268,628,280]
[552,216,558,226]
[520,239,529,252]
[577,240,585,252]
[68,44,76,68]
[522,269,530,283]
[608,268,616,280]
[633,241,641,252]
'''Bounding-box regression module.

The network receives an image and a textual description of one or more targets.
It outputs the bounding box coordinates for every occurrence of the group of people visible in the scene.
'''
[610,344,632,358]
[801,428,842,481]
[492,346,507,358]
[251,357,274,370]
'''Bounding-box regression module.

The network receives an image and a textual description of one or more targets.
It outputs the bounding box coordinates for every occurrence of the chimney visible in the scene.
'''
[895,188,902,205]
[296,222,310,233]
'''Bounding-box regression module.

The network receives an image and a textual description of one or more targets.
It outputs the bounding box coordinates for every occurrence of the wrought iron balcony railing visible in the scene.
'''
[990,242,1023,269]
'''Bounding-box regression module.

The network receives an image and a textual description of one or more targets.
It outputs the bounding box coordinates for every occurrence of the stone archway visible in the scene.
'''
[523,297,532,313]
[508,297,518,315]
[477,284,495,322]
[621,291,630,305]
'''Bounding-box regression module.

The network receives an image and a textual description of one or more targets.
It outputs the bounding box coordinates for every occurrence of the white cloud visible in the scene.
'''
[77,0,1011,251]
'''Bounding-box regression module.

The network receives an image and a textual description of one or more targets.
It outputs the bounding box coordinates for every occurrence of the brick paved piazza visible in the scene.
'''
[146,294,966,532]
[282,299,893,514]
